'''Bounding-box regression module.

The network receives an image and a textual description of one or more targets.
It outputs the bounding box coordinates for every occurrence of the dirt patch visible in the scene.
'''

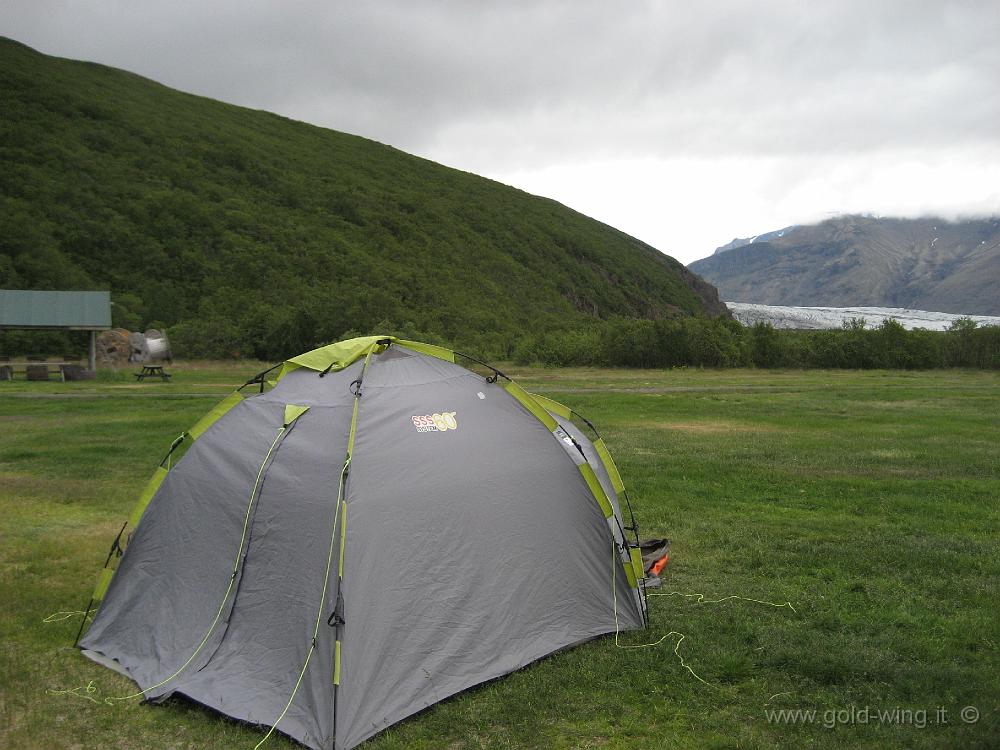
[870,448,910,459]
[0,471,104,498]
[634,419,779,434]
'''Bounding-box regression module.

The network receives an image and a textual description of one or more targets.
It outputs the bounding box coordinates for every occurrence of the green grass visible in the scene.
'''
[2,364,998,749]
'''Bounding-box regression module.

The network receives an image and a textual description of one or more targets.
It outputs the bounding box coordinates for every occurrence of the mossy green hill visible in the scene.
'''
[0,38,724,359]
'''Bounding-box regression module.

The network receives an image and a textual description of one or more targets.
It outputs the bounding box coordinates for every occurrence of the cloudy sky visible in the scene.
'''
[5,1,999,263]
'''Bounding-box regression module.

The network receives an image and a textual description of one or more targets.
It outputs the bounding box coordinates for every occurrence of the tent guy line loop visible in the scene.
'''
[765,691,795,705]
[44,610,93,623]
[47,680,101,704]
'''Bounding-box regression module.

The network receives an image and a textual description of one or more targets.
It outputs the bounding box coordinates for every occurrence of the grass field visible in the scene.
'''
[2,364,998,749]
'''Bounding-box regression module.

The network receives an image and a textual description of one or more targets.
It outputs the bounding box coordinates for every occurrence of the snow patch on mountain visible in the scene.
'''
[713,225,799,255]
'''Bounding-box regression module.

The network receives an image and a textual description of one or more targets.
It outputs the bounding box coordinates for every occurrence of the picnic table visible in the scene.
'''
[135,365,172,382]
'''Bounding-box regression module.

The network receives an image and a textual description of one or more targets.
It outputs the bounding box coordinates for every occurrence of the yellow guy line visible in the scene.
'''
[43,610,93,623]
[609,538,713,686]
[252,456,350,750]
[47,680,100,704]
[648,591,797,614]
[609,540,798,687]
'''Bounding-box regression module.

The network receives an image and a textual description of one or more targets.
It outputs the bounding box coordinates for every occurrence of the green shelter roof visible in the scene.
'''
[0,290,111,330]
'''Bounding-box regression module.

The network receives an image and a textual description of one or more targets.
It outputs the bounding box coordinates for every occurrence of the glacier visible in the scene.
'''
[726,303,1000,331]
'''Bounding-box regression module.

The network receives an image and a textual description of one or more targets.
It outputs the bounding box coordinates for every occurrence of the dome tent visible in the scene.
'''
[78,336,648,749]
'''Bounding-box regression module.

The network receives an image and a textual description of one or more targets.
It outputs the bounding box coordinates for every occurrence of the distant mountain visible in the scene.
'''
[0,38,726,360]
[689,215,1000,315]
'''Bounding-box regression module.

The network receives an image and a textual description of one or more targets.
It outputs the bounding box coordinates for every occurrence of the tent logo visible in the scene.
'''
[411,412,458,433]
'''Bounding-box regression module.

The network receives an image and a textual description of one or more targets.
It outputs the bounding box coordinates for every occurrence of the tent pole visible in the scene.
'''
[74,599,94,646]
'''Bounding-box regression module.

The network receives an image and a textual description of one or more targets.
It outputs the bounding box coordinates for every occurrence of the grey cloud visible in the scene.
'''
[3,1,998,172]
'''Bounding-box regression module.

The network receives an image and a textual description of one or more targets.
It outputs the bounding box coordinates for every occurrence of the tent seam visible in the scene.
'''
[103,420,289,703]
[254,342,378,749]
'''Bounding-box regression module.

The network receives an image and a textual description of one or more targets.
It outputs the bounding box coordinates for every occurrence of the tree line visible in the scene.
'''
[510,317,1000,370]
[4,314,997,370]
